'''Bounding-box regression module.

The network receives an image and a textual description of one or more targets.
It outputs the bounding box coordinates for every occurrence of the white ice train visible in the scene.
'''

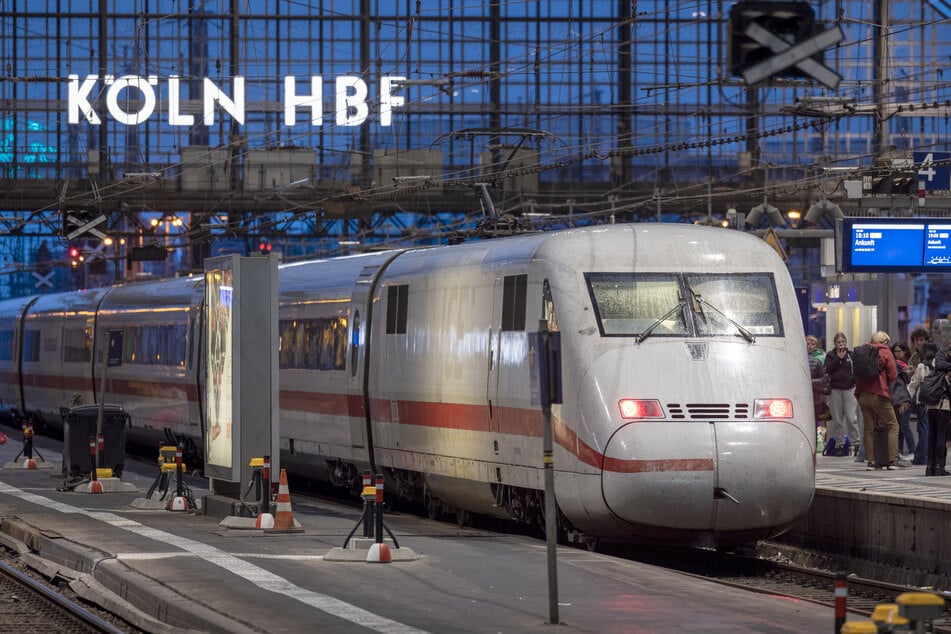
[0,223,815,547]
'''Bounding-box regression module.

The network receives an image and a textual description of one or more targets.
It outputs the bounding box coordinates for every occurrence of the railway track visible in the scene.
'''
[0,559,134,633]
[614,544,951,632]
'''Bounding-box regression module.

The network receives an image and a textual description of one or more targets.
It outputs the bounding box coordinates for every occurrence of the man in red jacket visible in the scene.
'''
[855,331,910,469]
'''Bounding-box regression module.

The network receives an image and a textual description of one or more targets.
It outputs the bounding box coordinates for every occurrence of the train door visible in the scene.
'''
[487,278,502,434]
[347,265,379,451]
[487,273,528,436]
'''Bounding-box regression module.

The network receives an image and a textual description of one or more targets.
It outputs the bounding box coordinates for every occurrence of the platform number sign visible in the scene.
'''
[914,152,951,191]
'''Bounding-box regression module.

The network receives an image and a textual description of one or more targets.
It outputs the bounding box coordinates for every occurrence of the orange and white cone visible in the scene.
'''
[21,457,36,469]
[366,542,392,563]
[86,479,103,494]
[268,468,301,532]
[167,496,188,511]
[255,513,274,529]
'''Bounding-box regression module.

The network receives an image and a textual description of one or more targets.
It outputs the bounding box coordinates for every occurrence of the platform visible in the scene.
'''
[0,431,846,633]
[779,452,951,585]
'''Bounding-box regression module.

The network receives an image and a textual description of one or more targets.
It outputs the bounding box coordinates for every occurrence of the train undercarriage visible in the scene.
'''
[323,457,597,548]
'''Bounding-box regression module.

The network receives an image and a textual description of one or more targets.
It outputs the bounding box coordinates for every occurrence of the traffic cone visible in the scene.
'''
[255,513,274,529]
[268,469,302,532]
[21,457,36,469]
[366,542,392,563]
[0,431,7,444]
[86,479,103,494]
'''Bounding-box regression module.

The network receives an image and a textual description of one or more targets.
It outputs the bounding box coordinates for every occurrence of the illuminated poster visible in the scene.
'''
[202,253,277,489]
[204,266,234,470]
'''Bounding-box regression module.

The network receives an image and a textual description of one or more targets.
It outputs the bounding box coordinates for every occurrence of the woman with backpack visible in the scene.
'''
[891,341,917,460]
[824,332,859,456]
[910,341,951,476]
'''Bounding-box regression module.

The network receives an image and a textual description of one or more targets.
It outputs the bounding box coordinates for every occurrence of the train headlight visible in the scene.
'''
[618,399,664,420]
[753,398,793,419]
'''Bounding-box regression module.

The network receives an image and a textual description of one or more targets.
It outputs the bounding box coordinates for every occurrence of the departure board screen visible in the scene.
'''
[841,218,951,272]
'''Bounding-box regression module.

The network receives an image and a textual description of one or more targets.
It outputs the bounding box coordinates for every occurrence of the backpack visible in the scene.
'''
[918,369,949,407]
[852,344,882,379]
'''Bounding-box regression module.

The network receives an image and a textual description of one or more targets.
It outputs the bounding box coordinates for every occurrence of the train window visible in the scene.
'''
[0,330,13,361]
[586,274,687,337]
[116,324,188,367]
[685,273,783,337]
[63,327,92,363]
[171,324,188,366]
[22,330,40,362]
[501,274,527,331]
[279,317,347,371]
[350,311,361,378]
[386,284,408,334]
[586,273,783,339]
[279,320,299,368]
[542,279,559,333]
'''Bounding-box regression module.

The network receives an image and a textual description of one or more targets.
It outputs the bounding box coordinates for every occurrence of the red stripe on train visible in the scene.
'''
[602,457,715,473]
[1,375,713,474]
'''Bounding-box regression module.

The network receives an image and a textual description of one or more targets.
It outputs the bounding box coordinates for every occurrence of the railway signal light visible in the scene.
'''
[68,243,83,267]
[258,239,272,255]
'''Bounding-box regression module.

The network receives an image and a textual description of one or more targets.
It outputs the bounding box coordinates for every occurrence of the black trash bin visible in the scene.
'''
[64,404,129,477]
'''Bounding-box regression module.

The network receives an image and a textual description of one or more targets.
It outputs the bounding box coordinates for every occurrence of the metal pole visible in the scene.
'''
[262,455,271,515]
[374,474,384,544]
[538,320,559,625]
[95,357,107,477]
[175,446,184,498]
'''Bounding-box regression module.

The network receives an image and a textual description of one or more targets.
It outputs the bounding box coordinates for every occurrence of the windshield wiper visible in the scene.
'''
[690,292,756,344]
[636,302,685,344]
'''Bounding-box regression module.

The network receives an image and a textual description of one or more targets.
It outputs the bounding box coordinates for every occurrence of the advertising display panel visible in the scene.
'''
[203,255,278,487]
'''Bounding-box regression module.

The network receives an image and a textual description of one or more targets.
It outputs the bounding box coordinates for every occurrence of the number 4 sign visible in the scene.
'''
[914,151,951,191]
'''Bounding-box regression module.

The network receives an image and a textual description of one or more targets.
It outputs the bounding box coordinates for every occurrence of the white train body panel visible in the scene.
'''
[0,223,815,546]
[276,252,398,478]
[19,289,108,422]
[94,276,204,445]
[0,295,38,414]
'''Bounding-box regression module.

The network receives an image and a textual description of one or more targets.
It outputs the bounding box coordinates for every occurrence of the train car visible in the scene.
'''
[0,223,815,548]
[18,289,109,426]
[276,251,402,486]
[0,294,38,416]
[359,223,815,545]
[93,276,204,449]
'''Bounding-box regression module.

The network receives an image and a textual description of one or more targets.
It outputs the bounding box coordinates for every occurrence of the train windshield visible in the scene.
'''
[585,272,783,338]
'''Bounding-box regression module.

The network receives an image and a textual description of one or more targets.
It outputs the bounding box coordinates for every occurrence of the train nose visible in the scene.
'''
[579,343,815,534]
[600,418,814,532]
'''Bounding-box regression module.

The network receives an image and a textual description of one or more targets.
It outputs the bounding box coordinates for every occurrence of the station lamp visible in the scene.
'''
[745,200,784,228]
[802,198,843,226]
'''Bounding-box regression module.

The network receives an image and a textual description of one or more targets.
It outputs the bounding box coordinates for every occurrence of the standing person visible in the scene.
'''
[824,332,859,456]
[855,331,910,469]
[908,327,931,465]
[806,335,826,363]
[926,342,951,476]
[809,351,829,441]
[891,341,916,459]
